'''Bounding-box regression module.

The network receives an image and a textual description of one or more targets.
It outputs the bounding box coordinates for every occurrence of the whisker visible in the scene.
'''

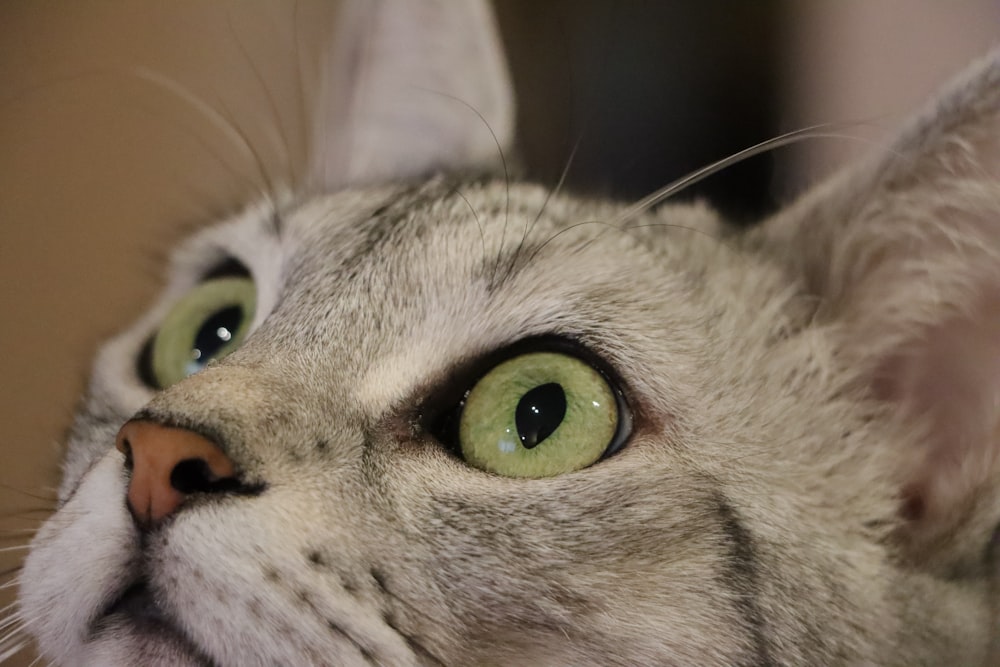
[411,88,510,288]
[611,123,876,227]
[130,67,263,174]
[0,601,22,620]
[127,96,264,199]
[526,125,886,269]
[212,96,283,212]
[0,638,28,664]
[0,621,34,664]
[0,615,25,636]
[450,188,487,270]
[0,616,25,639]
[0,640,26,661]
[0,486,56,504]
[0,546,31,556]
[225,11,298,189]
[525,219,619,266]
[127,66,281,208]
[0,509,54,519]
[556,220,741,277]
[506,135,583,284]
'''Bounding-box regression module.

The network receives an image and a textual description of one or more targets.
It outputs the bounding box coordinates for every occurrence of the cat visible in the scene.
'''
[10,1,1000,665]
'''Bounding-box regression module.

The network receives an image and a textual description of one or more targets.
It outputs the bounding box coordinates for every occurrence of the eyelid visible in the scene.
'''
[201,258,251,281]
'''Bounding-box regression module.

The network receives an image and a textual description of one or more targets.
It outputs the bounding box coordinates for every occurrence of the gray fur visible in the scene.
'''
[15,6,1000,667]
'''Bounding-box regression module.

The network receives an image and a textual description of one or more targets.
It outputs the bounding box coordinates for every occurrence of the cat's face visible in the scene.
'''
[15,3,1000,666]
[7,179,909,665]
[16,181,788,664]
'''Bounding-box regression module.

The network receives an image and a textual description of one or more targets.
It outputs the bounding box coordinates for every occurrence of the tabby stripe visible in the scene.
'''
[714,493,775,667]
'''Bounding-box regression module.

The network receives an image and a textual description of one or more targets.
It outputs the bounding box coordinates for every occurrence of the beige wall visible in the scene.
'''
[0,3,995,664]
[781,0,999,190]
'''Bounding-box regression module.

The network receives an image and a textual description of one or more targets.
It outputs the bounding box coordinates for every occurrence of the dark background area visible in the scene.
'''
[498,1,783,222]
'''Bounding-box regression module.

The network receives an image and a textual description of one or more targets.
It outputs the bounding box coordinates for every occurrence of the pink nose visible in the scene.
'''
[115,421,236,526]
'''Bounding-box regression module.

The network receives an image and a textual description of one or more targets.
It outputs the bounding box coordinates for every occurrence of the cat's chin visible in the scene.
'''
[86,582,213,667]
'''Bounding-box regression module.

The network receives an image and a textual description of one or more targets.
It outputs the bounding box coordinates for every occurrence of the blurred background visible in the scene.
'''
[0,2,996,663]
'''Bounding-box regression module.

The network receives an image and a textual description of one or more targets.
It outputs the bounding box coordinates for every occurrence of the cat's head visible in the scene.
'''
[16,3,1000,666]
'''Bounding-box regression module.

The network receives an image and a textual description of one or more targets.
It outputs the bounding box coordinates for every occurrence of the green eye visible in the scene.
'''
[458,352,627,478]
[144,277,256,389]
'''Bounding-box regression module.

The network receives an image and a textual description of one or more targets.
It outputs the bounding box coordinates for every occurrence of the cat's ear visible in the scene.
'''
[759,50,1000,573]
[308,0,513,188]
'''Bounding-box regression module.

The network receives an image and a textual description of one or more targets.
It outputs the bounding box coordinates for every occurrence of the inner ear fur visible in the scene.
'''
[757,50,1000,574]
[309,0,513,190]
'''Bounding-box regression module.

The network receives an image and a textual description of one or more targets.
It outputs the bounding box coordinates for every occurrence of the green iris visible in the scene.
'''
[149,277,256,388]
[459,352,619,478]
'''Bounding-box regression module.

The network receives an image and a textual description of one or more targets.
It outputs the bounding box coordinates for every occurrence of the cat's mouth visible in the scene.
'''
[94,580,216,666]
[101,581,172,628]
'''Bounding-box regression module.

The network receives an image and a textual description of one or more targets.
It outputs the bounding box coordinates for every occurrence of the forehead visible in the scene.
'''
[282,180,588,280]
[277,178,725,291]
[274,180,672,325]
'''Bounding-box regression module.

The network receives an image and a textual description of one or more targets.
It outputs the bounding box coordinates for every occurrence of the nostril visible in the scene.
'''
[169,458,237,494]
[119,438,134,471]
[116,419,245,525]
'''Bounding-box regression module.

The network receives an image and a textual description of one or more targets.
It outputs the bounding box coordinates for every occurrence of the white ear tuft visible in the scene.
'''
[761,49,1000,572]
[310,0,513,189]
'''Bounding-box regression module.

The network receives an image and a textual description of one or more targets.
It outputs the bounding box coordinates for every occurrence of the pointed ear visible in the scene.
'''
[760,50,1000,573]
[309,0,513,188]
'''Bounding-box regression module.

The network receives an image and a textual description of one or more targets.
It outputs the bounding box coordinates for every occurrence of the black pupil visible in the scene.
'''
[515,382,567,449]
[192,305,243,367]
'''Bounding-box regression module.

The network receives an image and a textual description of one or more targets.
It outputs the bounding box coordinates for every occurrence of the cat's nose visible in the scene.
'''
[115,420,237,527]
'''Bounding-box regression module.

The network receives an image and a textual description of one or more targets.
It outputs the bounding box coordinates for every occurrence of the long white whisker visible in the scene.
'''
[0,545,31,554]
[452,188,487,271]
[0,567,23,584]
[225,11,297,188]
[126,95,264,199]
[127,66,283,211]
[0,615,25,638]
[0,507,54,517]
[0,485,56,503]
[212,96,282,208]
[0,617,27,653]
[412,87,510,286]
[130,67,260,169]
[506,136,583,282]
[0,638,28,663]
[611,124,876,227]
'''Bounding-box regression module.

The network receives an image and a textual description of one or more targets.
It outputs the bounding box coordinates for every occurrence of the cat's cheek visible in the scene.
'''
[19,450,137,664]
